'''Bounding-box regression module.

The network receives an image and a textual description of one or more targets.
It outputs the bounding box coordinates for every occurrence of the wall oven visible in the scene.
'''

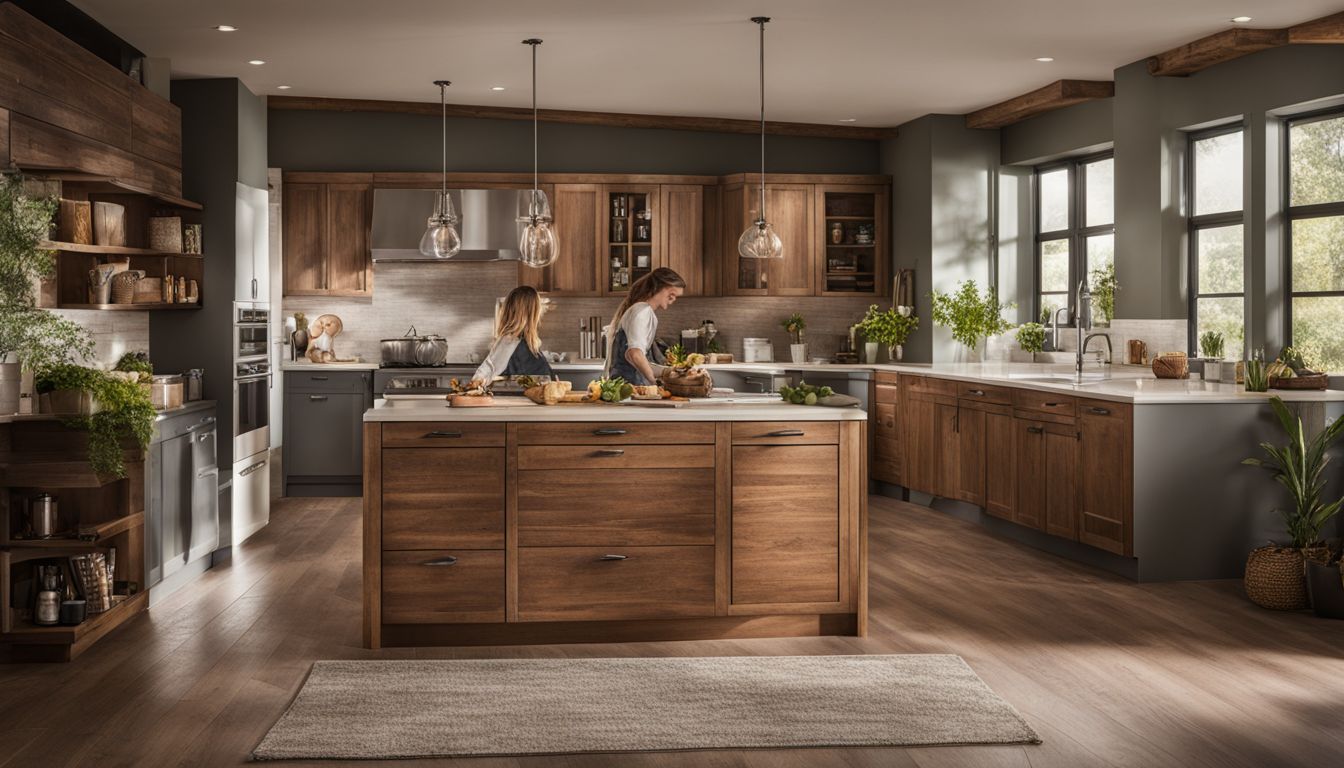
[232,301,271,547]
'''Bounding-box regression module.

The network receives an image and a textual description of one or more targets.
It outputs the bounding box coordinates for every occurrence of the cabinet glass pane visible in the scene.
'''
[1038,168,1069,233]
[1084,157,1114,227]
[1193,131,1242,216]
[1292,296,1344,373]
[1290,215,1344,293]
[1039,238,1070,292]
[1195,296,1245,359]
[1196,224,1244,294]
[1289,115,1344,207]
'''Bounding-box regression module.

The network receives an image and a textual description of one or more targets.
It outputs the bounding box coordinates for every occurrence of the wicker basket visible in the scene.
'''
[1152,352,1189,379]
[110,270,144,304]
[661,367,713,398]
[1244,545,1325,610]
[1270,374,1328,391]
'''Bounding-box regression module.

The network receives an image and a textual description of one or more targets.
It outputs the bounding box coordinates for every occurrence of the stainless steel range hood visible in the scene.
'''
[371,188,521,262]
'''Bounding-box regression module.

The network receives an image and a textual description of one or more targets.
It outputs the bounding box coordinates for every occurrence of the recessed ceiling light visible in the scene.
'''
[213,25,237,32]
[1035,56,1055,62]
[277,85,292,90]
[491,86,506,91]
[1230,16,1253,23]
[838,118,858,123]
[248,59,266,66]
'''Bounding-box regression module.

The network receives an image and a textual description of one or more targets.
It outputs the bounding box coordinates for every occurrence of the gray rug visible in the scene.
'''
[253,655,1040,760]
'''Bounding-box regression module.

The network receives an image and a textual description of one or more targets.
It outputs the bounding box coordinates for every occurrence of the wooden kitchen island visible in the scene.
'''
[361,400,867,648]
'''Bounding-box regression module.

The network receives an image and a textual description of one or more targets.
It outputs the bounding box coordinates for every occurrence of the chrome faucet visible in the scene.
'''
[1082,333,1112,366]
[1048,306,1070,352]
[1075,280,1093,377]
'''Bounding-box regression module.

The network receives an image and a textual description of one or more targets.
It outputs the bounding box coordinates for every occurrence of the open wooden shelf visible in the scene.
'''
[56,303,201,311]
[5,512,143,548]
[22,169,202,210]
[824,215,875,221]
[0,451,140,488]
[41,241,203,258]
[1,591,147,661]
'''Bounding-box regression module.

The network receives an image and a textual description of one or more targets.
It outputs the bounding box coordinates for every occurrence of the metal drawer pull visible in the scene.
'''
[422,556,458,566]
[423,431,463,438]
[1089,406,1111,415]
[1044,402,1065,407]
[239,460,265,477]
[766,429,805,437]
[596,448,626,456]
[310,376,330,381]
[592,428,628,436]
[308,395,328,401]
[968,389,985,396]
[1027,426,1044,434]
[598,554,628,561]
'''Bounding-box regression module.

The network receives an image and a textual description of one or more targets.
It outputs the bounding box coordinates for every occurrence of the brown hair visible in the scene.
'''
[608,267,686,342]
[495,285,545,354]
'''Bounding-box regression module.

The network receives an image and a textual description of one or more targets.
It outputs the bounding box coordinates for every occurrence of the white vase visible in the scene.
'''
[1204,358,1223,382]
[790,343,808,364]
[864,342,879,363]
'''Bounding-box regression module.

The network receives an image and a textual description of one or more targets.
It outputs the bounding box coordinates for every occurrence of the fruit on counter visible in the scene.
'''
[664,343,705,370]
[778,381,834,406]
[591,376,634,402]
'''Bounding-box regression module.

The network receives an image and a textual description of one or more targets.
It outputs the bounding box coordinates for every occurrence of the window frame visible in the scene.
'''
[1284,108,1344,362]
[1186,123,1247,355]
[1032,151,1115,326]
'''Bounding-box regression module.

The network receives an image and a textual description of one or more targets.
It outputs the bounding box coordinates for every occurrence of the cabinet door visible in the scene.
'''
[746,182,814,296]
[1014,419,1046,530]
[282,182,326,295]
[983,408,1015,520]
[731,444,840,605]
[526,183,602,296]
[903,395,937,495]
[160,433,192,579]
[381,448,505,549]
[1044,424,1080,540]
[957,405,985,506]
[1078,402,1133,555]
[660,184,706,296]
[325,183,372,296]
[720,183,765,296]
[935,401,959,499]
[284,390,365,477]
[871,402,901,485]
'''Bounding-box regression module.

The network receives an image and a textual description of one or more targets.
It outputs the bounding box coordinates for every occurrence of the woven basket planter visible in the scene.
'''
[1244,545,1327,610]
[661,368,713,398]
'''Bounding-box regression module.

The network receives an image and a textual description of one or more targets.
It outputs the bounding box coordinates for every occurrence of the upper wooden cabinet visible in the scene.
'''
[815,184,890,297]
[722,181,815,296]
[520,183,602,297]
[659,185,713,297]
[282,174,373,297]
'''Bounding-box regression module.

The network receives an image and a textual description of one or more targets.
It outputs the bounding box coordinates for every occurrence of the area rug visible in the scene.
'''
[252,654,1040,760]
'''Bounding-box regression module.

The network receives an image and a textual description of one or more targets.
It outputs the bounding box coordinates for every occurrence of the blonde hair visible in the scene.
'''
[496,286,545,354]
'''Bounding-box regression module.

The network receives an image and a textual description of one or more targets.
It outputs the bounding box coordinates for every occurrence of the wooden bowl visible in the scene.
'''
[448,394,495,407]
[1270,374,1328,391]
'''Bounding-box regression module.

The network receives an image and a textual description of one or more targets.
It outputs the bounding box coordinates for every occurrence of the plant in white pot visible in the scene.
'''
[929,280,1014,361]
[1199,330,1225,382]
[1241,396,1344,610]
[0,173,93,413]
[781,312,807,364]
[856,304,919,362]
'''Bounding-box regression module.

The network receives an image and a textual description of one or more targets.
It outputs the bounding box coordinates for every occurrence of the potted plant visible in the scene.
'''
[929,280,1014,361]
[1016,322,1046,362]
[35,363,155,479]
[1089,262,1119,327]
[856,304,919,362]
[781,312,807,364]
[0,173,93,414]
[1199,330,1225,382]
[1241,396,1344,610]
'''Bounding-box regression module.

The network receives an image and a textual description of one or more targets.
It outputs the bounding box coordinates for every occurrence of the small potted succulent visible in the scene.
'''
[1199,330,1225,382]
[1016,322,1046,362]
[781,312,807,364]
[856,304,919,362]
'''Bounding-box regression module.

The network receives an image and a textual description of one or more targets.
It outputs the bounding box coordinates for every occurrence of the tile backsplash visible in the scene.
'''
[53,309,150,368]
[281,262,878,364]
[1005,318,1189,363]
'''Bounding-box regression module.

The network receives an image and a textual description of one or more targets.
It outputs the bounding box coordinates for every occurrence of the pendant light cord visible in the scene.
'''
[755,17,769,226]
[523,39,543,218]
[440,83,447,203]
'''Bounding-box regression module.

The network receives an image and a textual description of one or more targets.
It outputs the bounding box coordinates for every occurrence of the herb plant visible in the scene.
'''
[929,281,1014,351]
[35,364,154,479]
[1243,396,1344,548]
[114,351,153,378]
[855,304,919,347]
[1244,352,1269,393]
[781,312,806,343]
[1016,323,1046,355]
[1199,331,1225,359]
[1089,262,1119,323]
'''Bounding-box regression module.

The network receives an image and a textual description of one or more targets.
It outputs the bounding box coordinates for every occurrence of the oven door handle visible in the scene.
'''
[235,373,271,382]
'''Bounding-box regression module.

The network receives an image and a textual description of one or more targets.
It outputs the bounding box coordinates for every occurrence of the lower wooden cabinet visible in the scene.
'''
[516,467,715,546]
[517,546,715,621]
[381,447,505,549]
[381,550,505,624]
[1078,400,1133,555]
[1014,418,1079,534]
[983,408,1016,519]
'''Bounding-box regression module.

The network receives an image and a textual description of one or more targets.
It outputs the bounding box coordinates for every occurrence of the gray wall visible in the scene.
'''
[267,109,880,175]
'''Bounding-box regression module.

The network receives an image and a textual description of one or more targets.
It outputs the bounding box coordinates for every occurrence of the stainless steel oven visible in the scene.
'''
[233,302,271,460]
[235,304,269,362]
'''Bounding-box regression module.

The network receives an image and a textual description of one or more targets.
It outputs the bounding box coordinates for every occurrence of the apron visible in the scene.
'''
[502,340,555,378]
[608,326,653,386]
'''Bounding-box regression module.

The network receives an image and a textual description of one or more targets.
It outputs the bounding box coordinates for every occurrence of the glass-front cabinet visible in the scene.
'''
[815,185,889,296]
[604,186,659,294]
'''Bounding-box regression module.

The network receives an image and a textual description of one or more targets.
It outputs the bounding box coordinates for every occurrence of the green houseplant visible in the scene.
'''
[929,280,1014,358]
[1200,331,1226,381]
[1016,322,1046,360]
[35,364,155,479]
[781,312,808,363]
[1240,396,1344,609]
[856,304,919,362]
[1089,262,1119,326]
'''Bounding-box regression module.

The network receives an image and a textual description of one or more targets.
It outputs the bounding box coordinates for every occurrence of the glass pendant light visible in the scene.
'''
[419,80,462,258]
[738,16,783,260]
[517,38,558,268]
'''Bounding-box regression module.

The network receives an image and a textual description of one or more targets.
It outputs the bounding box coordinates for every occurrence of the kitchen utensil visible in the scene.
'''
[29,493,59,538]
[88,264,117,304]
[35,591,61,626]
[59,599,87,626]
[381,326,426,366]
[183,369,204,401]
[1128,339,1148,365]
[38,563,61,592]
[413,334,449,366]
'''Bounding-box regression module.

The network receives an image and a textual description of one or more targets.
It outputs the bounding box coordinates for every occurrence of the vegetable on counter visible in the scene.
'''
[778,380,834,406]
[589,377,634,403]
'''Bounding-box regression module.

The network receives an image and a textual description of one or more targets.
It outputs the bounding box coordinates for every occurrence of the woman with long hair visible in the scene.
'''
[470,285,554,386]
[605,267,686,385]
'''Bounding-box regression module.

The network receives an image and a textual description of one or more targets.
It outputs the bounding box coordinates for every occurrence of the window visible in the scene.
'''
[1188,127,1245,356]
[1034,153,1114,325]
[1287,111,1344,372]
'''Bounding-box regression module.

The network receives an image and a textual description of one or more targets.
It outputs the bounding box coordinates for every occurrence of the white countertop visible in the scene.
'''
[363,397,867,422]
[281,360,379,371]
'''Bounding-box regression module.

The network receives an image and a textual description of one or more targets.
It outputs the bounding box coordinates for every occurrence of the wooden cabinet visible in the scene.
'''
[1014,417,1079,535]
[902,387,939,496]
[870,373,901,485]
[935,402,960,499]
[659,184,712,296]
[957,400,1013,513]
[521,183,602,297]
[517,546,715,621]
[1078,400,1133,556]
[382,550,505,624]
[283,370,371,497]
[815,185,890,296]
[381,447,505,550]
[983,408,1016,520]
[282,176,372,297]
[721,181,815,296]
[957,405,986,506]
[602,185,659,294]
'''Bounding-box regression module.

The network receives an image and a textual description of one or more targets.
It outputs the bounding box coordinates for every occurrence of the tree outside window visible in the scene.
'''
[1287,112,1344,372]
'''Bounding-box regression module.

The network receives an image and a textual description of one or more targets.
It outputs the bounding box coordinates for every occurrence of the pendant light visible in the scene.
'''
[419,80,462,258]
[517,38,558,268]
[738,16,783,260]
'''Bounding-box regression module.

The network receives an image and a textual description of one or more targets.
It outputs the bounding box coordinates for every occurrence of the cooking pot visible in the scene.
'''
[413,334,448,366]
[381,327,449,366]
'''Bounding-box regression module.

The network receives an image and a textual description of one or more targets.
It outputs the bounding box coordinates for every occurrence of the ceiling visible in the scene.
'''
[72,0,1343,128]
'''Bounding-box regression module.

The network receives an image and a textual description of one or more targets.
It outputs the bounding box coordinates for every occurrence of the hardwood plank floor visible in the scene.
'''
[3,494,1343,767]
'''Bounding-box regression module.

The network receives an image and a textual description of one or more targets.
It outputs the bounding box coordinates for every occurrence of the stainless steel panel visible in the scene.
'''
[371,188,522,262]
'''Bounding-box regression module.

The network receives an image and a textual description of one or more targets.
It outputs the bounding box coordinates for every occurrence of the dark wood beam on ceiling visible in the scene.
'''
[1288,11,1344,44]
[964,80,1114,130]
[1147,27,1289,76]
[266,95,897,141]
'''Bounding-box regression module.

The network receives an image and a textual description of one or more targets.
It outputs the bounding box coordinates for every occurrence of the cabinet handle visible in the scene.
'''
[423,431,463,439]
[308,395,328,401]
[595,448,625,456]
[598,554,628,561]
[239,460,266,477]
[766,429,805,437]
[310,376,330,381]
[968,389,985,397]
[1044,402,1065,408]
[592,428,628,436]
[422,556,458,566]
[251,277,258,299]
[1027,426,1043,434]
[1089,406,1111,415]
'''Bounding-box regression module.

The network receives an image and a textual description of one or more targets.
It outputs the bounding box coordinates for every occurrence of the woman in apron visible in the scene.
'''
[606,267,686,386]
[470,285,554,386]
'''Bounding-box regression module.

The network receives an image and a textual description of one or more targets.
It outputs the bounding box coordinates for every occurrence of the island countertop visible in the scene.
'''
[363,397,867,422]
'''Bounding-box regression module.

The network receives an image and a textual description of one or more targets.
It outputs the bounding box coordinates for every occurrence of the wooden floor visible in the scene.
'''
[3,495,1343,768]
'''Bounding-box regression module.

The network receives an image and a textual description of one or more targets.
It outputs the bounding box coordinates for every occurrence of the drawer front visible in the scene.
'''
[382,549,505,624]
[517,545,715,621]
[286,370,371,394]
[873,403,897,438]
[874,383,898,405]
[731,421,839,445]
[901,375,957,396]
[875,371,900,385]
[382,422,505,448]
[1077,398,1132,422]
[517,468,715,546]
[1012,389,1077,420]
[382,448,504,549]
[515,421,715,445]
[516,444,713,470]
[957,383,1012,405]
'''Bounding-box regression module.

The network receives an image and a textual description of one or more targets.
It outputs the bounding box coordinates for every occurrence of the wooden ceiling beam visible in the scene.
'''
[964,80,1114,130]
[1147,27,1288,76]
[1288,11,1344,44]
[266,95,896,141]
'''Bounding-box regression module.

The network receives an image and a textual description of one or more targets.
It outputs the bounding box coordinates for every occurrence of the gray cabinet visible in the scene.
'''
[283,370,372,496]
[146,402,219,590]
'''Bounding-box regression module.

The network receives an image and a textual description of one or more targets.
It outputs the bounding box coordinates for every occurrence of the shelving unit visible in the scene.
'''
[604,187,659,294]
[819,189,883,295]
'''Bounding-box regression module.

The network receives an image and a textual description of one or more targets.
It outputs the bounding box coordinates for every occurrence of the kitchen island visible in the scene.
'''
[361,399,866,648]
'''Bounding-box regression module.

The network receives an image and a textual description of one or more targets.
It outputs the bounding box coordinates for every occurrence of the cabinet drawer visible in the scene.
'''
[381,422,505,448]
[957,383,1013,405]
[1012,389,1077,421]
[731,421,839,445]
[381,550,505,624]
[515,421,714,445]
[286,370,371,393]
[901,375,957,396]
[517,468,715,546]
[875,372,900,385]
[874,383,898,405]
[873,403,897,437]
[1077,398,1131,422]
[516,443,713,470]
[382,448,505,549]
[516,545,715,621]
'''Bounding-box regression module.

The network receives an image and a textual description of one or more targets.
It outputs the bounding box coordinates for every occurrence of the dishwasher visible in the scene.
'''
[145,405,219,590]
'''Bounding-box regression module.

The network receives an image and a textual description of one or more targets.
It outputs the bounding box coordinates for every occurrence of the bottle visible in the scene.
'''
[35,591,61,625]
